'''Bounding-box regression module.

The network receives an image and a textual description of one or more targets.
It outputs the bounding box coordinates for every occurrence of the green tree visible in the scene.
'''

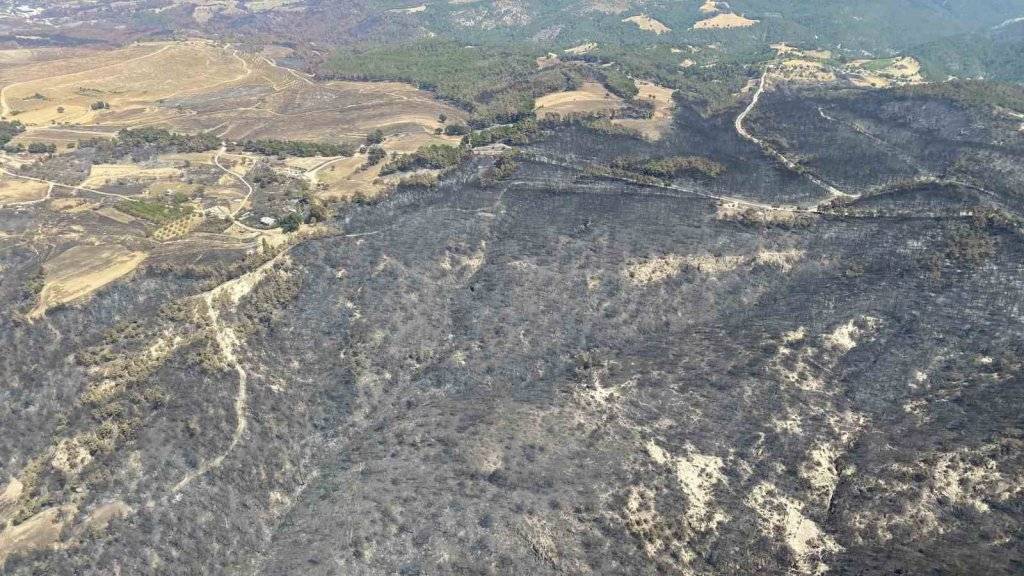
[365,146,387,166]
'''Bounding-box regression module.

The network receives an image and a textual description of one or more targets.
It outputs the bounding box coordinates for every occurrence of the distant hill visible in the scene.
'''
[914,19,1024,82]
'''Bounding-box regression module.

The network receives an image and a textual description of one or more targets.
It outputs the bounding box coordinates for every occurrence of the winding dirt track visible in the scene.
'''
[735,69,855,200]
[0,166,132,204]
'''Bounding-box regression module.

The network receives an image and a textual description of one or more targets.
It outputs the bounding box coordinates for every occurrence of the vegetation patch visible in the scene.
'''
[380,144,467,175]
[0,120,26,147]
[115,198,194,224]
[239,139,356,158]
[325,39,537,113]
[611,155,726,179]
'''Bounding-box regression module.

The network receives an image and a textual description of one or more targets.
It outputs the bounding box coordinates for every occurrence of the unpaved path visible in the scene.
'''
[213,144,255,218]
[170,226,386,493]
[524,152,811,214]
[170,248,287,493]
[736,69,855,199]
[0,165,133,203]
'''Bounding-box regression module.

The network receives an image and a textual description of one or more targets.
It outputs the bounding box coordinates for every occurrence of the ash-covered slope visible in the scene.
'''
[3,149,1023,574]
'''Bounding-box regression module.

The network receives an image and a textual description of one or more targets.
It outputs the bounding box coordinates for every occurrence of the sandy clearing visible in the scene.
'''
[564,42,598,55]
[624,252,754,285]
[771,43,833,61]
[747,482,840,576]
[824,317,879,353]
[694,12,759,29]
[624,255,683,285]
[0,505,75,567]
[645,440,729,536]
[801,443,840,500]
[700,0,725,14]
[30,244,148,319]
[391,4,426,13]
[0,477,23,523]
[622,14,671,34]
[771,317,880,392]
[79,501,132,534]
[755,249,804,272]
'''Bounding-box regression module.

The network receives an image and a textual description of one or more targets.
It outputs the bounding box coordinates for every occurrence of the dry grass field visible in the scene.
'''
[29,244,148,319]
[534,82,626,118]
[80,165,184,189]
[0,41,245,126]
[0,175,49,203]
[0,40,467,148]
[312,156,386,201]
[622,15,671,34]
[845,56,924,87]
[610,80,677,141]
[8,127,116,150]
[693,12,759,29]
[564,42,598,56]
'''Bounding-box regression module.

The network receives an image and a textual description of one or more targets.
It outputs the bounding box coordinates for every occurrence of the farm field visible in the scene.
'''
[0,40,466,148]
[534,81,625,118]
[29,244,147,318]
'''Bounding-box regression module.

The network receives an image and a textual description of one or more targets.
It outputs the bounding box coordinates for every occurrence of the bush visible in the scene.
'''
[365,146,387,166]
[0,120,25,147]
[27,142,56,154]
[279,212,304,233]
[444,124,470,136]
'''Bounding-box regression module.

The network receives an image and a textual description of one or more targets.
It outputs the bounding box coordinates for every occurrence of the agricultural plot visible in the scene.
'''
[610,80,677,141]
[0,40,467,150]
[0,175,48,204]
[29,244,147,318]
[534,81,626,118]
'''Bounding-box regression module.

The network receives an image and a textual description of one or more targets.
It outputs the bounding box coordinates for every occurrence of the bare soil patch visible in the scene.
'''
[622,15,671,34]
[693,13,758,29]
